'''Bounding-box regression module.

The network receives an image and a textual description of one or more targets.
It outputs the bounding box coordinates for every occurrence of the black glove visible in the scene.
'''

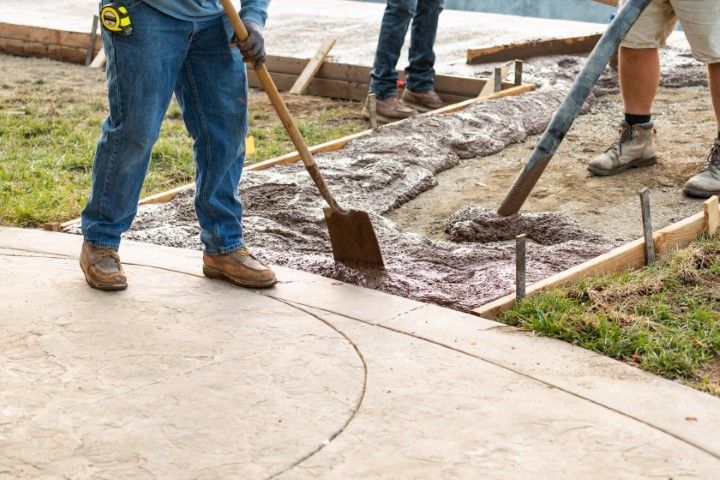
[237,19,265,67]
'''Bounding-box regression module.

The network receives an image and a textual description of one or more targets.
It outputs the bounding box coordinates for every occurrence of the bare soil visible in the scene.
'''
[389,86,717,242]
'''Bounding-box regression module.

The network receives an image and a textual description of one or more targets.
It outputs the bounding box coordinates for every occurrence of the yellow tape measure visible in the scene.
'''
[100,4,133,36]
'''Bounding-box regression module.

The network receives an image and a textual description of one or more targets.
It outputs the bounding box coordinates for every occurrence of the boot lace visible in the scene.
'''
[606,124,633,156]
[96,247,121,266]
[708,141,720,169]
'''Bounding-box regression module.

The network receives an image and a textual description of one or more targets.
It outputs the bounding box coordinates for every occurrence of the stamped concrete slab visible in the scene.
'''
[2,226,720,478]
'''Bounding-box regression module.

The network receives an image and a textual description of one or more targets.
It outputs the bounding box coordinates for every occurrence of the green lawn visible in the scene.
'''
[500,236,720,396]
[0,74,366,227]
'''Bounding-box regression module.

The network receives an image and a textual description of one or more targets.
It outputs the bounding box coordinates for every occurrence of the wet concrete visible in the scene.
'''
[123,86,613,312]
[106,48,705,312]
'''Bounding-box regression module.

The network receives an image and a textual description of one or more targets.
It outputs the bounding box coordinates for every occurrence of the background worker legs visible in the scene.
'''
[589,0,720,198]
[368,0,445,120]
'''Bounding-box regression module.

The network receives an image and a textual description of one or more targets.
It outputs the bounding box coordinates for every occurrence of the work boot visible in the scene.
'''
[79,242,127,291]
[363,96,417,121]
[683,139,720,198]
[401,89,446,112]
[588,121,657,176]
[203,247,277,288]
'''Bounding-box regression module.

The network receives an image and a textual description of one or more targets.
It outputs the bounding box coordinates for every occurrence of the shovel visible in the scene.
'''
[497,0,653,217]
[220,1,384,266]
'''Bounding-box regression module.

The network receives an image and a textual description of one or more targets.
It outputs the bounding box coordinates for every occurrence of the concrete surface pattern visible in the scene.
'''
[2,226,720,479]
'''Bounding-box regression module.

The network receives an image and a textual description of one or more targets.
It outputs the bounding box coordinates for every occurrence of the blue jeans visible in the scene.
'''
[82,1,248,254]
[370,0,444,100]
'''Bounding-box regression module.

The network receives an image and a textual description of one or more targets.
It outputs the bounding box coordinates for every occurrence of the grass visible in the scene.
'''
[0,70,366,227]
[500,236,720,396]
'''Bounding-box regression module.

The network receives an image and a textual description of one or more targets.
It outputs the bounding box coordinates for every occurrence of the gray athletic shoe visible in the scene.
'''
[683,139,720,199]
[588,121,657,176]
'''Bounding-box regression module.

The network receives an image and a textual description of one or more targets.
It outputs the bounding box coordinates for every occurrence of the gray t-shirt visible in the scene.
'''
[142,0,269,25]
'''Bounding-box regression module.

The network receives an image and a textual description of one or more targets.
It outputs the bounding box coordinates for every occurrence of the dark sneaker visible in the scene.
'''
[588,121,657,176]
[203,247,277,288]
[363,96,417,121]
[401,89,446,112]
[683,139,720,198]
[79,242,127,291]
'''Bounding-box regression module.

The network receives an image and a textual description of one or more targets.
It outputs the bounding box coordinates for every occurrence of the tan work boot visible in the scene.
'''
[588,121,657,176]
[203,247,277,288]
[683,139,720,198]
[401,89,445,112]
[363,95,417,121]
[79,242,127,291]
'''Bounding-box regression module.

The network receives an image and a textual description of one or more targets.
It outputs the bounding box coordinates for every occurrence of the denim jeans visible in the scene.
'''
[370,0,444,100]
[82,1,248,254]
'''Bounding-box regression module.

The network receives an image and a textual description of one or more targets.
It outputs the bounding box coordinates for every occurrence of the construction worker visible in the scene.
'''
[589,0,720,198]
[80,0,277,291]
[366,0,446,120]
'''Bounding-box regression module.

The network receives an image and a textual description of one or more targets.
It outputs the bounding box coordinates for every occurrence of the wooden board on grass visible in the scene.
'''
[473,200,720,319]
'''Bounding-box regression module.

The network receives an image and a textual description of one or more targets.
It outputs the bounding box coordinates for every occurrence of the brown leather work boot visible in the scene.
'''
[363,96,417,121]
[203,247,277,288]
[401,89,446,112]
[79,242,127,291]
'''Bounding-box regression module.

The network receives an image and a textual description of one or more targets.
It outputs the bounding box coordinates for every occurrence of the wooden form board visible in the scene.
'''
[0,22,102,65]
[467,33,603,65]
[1,22,510,103]
[250,55,516,103]
[473,199,720,319]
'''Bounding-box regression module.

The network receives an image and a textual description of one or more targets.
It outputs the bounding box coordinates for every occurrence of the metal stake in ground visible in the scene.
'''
[639,187,655,264]
[516,234,527,301]
[497,0,653,217]
[367,93,378,132]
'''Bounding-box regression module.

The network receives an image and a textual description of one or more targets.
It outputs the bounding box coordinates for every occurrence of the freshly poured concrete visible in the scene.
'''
[2,226,720,479]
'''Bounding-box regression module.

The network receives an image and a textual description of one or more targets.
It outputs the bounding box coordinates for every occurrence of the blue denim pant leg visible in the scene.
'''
[174,17,248,254]
[370,0,443,99]
[82,2,191,249]
[406,0,444,93]
[370,0,417,99]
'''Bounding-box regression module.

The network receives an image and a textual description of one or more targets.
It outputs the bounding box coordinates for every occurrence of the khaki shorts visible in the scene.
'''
[619,0,720,63]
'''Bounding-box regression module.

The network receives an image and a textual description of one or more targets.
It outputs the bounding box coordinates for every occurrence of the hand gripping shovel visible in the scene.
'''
[221,1,383,266]
[497,0,653,217]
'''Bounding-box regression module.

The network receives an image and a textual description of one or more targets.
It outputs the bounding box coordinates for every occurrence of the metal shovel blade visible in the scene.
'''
[323,208,384,266]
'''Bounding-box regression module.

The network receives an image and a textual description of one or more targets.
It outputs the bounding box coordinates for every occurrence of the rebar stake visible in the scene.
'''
[516,234,527,301]
[639,187,655,264]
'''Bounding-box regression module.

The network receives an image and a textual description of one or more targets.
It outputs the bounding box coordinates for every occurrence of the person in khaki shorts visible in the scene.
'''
[588,0,720,198]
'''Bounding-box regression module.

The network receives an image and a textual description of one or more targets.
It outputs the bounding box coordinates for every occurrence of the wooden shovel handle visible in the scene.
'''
[220,0,343,213]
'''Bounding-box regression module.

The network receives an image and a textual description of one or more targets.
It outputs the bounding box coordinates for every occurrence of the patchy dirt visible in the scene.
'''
[389,86,716,242]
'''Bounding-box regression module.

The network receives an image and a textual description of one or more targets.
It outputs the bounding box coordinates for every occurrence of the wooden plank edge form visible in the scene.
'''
[56,83,535,231]
[473,204,719,319]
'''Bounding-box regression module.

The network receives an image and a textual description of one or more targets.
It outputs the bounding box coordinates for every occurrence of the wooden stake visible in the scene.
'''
[704,195,719,237]
[289,37,337,95]
[85,15,99,66]
[639,187,655,264]
[516,234,527,301]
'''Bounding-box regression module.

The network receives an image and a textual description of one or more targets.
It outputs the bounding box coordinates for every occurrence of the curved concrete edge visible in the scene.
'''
[2,226,719,463]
